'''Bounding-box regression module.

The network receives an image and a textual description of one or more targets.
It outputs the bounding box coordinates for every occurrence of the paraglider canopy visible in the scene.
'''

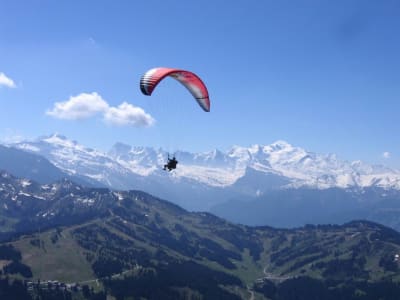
[140,67,210,112]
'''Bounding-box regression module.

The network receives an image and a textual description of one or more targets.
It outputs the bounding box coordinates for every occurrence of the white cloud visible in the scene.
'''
[382,152,391,159]
[47,92,154,127]
[0,72,16,88]
[103,102,155,127]
[46,92,109,120]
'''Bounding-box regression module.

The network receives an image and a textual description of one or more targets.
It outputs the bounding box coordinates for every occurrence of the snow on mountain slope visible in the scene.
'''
[108,143,242,186]
[226,141,400,189]
[10,134,400,190]
[13,134,138,189]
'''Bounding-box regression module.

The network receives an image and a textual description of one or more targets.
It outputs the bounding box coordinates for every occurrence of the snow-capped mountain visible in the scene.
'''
[113,139,400,190]
[0,170,147,237]
[13,134,144,190]
[10,134,400,191]
[226,141,400,190]
[0,143,102,187]
[0,170,106,221]
[5,134,400,228]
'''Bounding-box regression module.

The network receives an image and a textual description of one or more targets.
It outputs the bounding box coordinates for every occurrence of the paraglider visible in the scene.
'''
[140,67,210,171]
[140,67,210,112]
[163,155,178,171]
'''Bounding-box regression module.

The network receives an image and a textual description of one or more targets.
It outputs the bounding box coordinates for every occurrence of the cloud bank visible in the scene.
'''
[46,92,108,120]
[0,72,16,88]
[46,92,154,127]
[104,102,154,126]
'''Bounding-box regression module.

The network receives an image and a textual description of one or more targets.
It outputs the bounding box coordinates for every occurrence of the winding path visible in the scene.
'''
[261,266,293,282]
[247,285,255,300]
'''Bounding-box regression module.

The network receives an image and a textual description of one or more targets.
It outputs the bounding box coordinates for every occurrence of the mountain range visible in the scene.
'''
[0,170,399,299]
[3,133,400,230]
[12,134,400,191]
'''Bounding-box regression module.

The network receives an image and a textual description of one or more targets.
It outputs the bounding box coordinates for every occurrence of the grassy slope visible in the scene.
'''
[10,219,400,285]
[2,193,400,300]
[13,226,95,282]
[260,224,400,282]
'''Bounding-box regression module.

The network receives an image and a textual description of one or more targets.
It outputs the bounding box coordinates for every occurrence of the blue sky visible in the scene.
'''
[0,0,399,166]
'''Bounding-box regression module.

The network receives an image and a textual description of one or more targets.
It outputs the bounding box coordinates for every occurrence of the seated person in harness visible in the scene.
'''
[163,155,178,171]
